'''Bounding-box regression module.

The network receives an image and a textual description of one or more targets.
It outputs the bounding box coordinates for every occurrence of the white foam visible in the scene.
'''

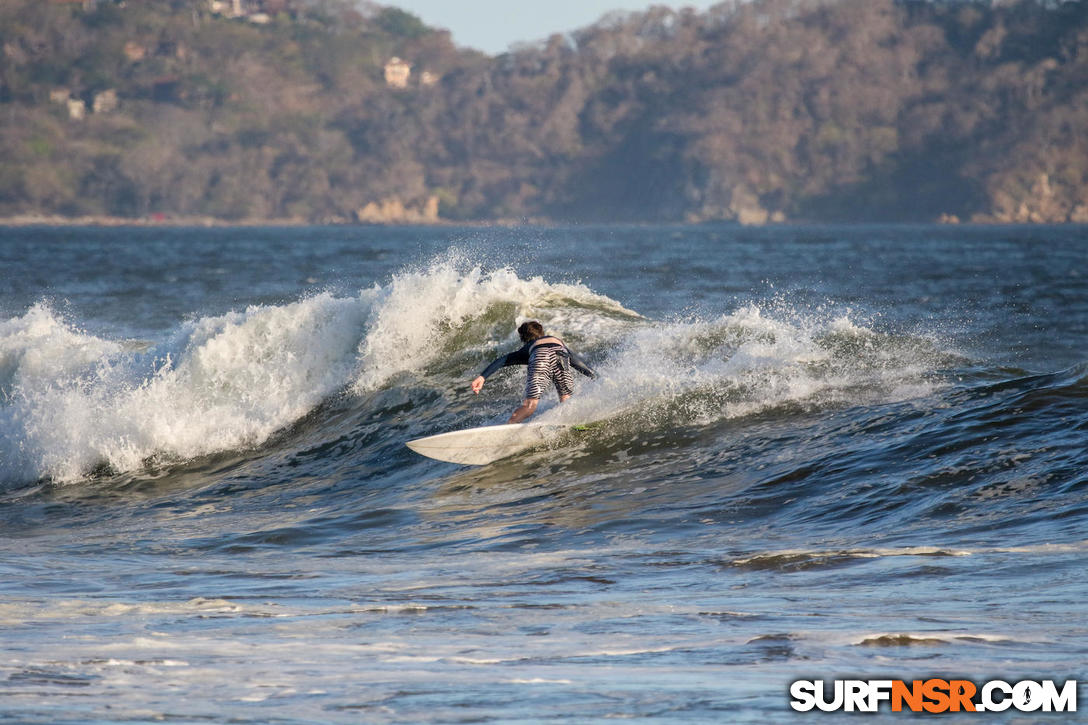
[1,294,372,483]
[729,546,974,568]
[0,303,124,402]
[0,597,257,626]
[542,302,942,429]
[851,631,1026,647]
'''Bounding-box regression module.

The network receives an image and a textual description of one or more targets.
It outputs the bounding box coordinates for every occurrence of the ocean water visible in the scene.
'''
[0,224,1085,723]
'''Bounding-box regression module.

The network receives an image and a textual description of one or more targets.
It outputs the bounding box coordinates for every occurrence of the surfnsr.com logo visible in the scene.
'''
[790,679,1078,713]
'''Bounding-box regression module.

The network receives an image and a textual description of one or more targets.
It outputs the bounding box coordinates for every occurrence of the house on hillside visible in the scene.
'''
[67,98,86,120]
[208,0,248,17]
[208,0,284,20]
[208,0,236,16]
[384,57,411,89]
[49,87,88,120]
[93,89,119,114]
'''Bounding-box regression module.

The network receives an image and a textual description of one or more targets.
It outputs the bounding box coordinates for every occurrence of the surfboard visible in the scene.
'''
[405,422,571,465]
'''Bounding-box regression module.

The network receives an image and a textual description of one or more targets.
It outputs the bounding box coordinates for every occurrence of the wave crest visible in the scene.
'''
[1,294,369,484]
[351,259,641,392]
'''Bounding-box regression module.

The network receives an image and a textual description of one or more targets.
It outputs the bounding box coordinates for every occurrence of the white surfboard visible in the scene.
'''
[406,422,571,465]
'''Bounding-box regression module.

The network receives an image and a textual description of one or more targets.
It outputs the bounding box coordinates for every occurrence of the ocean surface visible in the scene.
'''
[0,224,1085,723]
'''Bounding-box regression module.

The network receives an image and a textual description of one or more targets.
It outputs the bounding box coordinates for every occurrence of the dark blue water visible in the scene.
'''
[1,224,1085,722]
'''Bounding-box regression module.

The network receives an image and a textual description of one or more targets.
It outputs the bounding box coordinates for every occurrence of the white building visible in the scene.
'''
[384,57,412,89]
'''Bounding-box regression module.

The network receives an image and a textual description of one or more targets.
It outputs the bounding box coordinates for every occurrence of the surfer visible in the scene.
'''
[471,321,597,423]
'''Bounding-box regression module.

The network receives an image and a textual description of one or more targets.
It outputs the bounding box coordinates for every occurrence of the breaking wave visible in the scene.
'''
[0,257,951,486]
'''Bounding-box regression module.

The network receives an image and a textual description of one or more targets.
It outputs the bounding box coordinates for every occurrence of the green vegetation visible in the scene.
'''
[1,0,1086,224]
[376,7,430,39]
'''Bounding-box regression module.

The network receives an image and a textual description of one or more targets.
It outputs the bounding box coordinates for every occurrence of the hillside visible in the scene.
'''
[1,0,1086,224]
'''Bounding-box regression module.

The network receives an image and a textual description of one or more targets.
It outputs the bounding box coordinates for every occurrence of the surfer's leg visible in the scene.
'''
[508,398,538,423]
[513,351,547,422]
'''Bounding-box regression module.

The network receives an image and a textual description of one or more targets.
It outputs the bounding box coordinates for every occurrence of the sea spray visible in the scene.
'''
[539,302,950,435]
[350,258,641,393]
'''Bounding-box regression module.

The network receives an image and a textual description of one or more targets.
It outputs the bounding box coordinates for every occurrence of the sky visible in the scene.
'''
[388,1,723,55]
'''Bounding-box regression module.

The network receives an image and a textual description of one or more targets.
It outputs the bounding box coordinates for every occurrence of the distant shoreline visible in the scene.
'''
[3,214,1086,229]
[0,214,305,228]
[0,214,461,228]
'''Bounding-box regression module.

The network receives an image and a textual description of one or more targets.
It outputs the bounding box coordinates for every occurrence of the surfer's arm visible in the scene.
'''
[479,353,514,380]
[472,343,532,393]
[479,343,531,379]
[568,349,597,379]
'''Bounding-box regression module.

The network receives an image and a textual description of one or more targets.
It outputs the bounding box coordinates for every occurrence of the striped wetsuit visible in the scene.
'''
[479,336,596,400]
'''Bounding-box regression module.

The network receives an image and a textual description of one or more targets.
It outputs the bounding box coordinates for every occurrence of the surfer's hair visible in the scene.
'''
[517,320,545,342]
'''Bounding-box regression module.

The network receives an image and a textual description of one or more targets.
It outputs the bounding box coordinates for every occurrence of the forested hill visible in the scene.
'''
[2,0,1087,225]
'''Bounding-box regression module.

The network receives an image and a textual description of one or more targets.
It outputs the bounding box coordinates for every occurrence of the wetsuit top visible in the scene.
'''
[479,336,597,380]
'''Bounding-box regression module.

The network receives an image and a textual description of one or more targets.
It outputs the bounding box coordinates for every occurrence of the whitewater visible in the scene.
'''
[0,224,1085,722]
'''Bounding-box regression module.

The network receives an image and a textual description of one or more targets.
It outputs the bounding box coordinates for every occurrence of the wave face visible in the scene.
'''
[1,225,1085,723]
